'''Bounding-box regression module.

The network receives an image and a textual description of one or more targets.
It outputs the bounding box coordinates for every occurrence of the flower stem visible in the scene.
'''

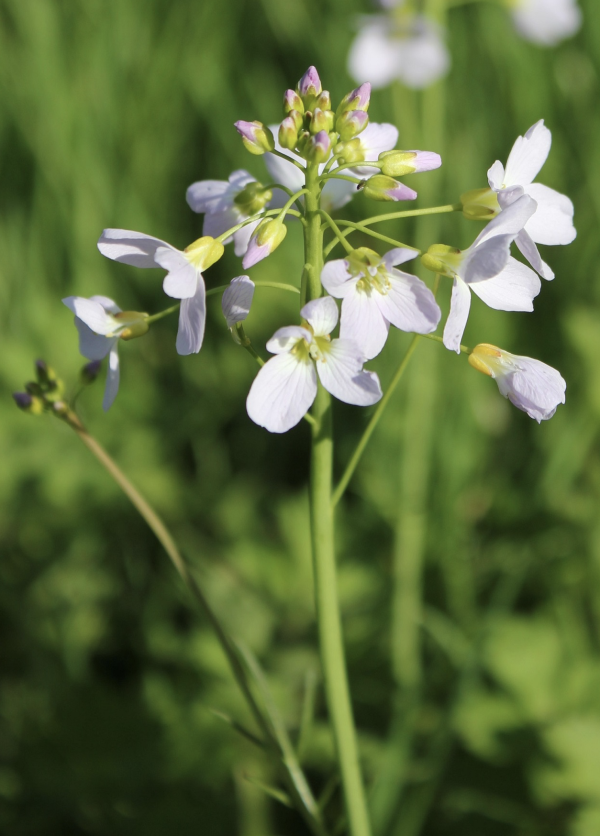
[324,219,417,258]
[422,332,471,354]
[318,210,354,255]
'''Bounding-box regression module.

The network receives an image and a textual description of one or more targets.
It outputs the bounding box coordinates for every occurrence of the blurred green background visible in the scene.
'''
[2,0,600,834]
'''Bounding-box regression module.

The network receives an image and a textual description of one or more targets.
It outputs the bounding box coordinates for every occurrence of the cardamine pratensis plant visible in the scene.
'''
[14,66,575,836]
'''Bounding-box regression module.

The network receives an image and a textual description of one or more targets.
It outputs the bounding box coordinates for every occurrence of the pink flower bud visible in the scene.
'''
[337,82,371,116]
[336,110,369,141]
[306,130,332,164]
[234,120,275,155]
[379,149,442,177]
[363,174,417,202]
[283,89,304,115]
[297,66,322,98]
[242,219,288,269]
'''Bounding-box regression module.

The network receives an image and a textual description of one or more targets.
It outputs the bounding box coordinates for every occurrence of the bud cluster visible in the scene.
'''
[13,360,66,416]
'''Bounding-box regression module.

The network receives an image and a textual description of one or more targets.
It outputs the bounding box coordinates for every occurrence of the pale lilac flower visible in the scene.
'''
[348,10,450,90]
[62,295,128,411]
[487,120,576,280]
[422,195,541,353]
[510,0,581,46]
[97,230,224,355]
[468,343,566,422]
[321,248,441,360]
[246,296,382,433]
[186,170,271,257]
[222,276,255,327]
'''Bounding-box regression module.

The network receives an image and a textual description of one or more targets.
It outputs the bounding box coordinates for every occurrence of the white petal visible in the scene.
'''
[63,296,118,335]
[98,229,174,268]
[487,160,506,191]
[462,235,513,284]
[515,230,554,280]
[176,281,206,355]
[395,19,450,89]
[321,259,357,299]
[474,194,537,246]
[222,276,255,327]
[376,270,441,334]
[202,208,239,242]
[469,257,541,311]
[263,134,305,192]
[443,278,471,353]
[186,179,231,214]
[340,289,390,360]
[102,345,120,411]
[156,249,198,299]
[382,248,419,270]
[75,321,115,361]
[266,326,312,354]
[89,295,121,315]
[511,0,581,46]
[246,352,318,433]
[523,183,576,246]
[321,178,357,212]
[498,357,566,422]
[356,122,399,168]
[316,339,382,406]
[504,120,552,187]
[497,185,526,210]
[301,296,339,337]
[233,220,261,257]
[348,19,403,89]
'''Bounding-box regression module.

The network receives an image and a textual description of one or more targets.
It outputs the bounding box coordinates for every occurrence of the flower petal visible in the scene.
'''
[186,170,255,214]
[382,248,419,270]
[156,249,198,299]
[246,352,318,433]
[301,296,339,337]
[233,220,261,257]
[316,339,382,406]
[263,133,305,192]
[340,289,390,360]
[443,277,471,353]
[511,0,581,47]
[348,18,403,89]
[98,229,174,268]
[202,208,240,243]
[266,326,312,354]
[321,178,357,212]
[474,194,537,246]
[222,276,255,327]
[102,344,120,411]
[504,120,552,187]
[469,257,541,311]
[350,121,400,174]
[74,321,115,361]
[376,270,441,334]
[487,160,506,191]
[176,280,206,354]
[515,230,554,280]
[62,296,118,335]
[321,259,357,299]
[395,18,450,89]
[523,183,576,246]
[462,234,513,283]
[499,356,566,422]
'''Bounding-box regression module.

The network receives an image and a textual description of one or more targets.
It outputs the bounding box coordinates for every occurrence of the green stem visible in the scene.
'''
[332,336,421,508]
[320,173,363,185]
[271,148,306,171]
[145,303,180,325]
[422,332,471,354]
[324,219,417,258]
[359,204,461,226]
[318,210,354,255]
[216,206,304,244]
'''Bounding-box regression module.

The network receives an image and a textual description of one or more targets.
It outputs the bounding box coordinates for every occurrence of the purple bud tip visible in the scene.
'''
[234,120,257,142]
[13,392,33,409]
[242,240,269,270]
[412,151,442,173]
[35,359,48,373]
[389,183,418,201]
[298,66,321,96]
[284,89,297,106]
[85,359,102,376]
[352,83,371,109]
[313,130,331,152]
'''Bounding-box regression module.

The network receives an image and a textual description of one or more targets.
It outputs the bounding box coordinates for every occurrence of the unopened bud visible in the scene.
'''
[306,130,331,164]
[308,108,335,134]
[234,120,275,155]
[184,236,225,270]
[363,174,417,202]
[337,82,371,117]
[81,359,102,384]
[242,218,288,269]
[315,90,332,111]
[114,311,150,341]
[460,187,500,220]
[421,244,462,276]
[13,391,44,415]
[334,138,365,164]
[297,66,322,110]
[279,112,303,150]
[283,89,304,115]
[336,110,369,141]
[234,181,272,215]
[468,344,501,377]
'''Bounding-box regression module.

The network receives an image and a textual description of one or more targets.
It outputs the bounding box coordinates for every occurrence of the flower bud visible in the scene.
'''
[315,90,332,111]
[222,276,255,328]
[234,181,272,215]
[184,236,225,270]
[334,138,365,164]
[242,218,288,269]
[114,312,150,341]
[421,244,462,276]
[460,187,500,220]
[336,82,371,117]
[297,66,322,110]
[305,130,331,164]
[81,359,102,385]
[279,112,303,150]
[336,110,369,141]
[379,149,442,177]
[363,174,417,202]
[283,89,304,115]
[308,108,335,134]
[234,120,275,155]
[13,391,44,415]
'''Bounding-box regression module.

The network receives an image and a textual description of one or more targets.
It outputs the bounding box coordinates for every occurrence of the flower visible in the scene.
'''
[97,229,224,355]
[509,0,581,46]
[62,295,147,411]
[186,170,273,257]
[321,247,441,360]
[246,296,382,433]
[468,343,566,422]
[222,276,255,327]
[242,218,288,269]
[348,7,450,90]
[487,120,576,280]
[421,195,541,353]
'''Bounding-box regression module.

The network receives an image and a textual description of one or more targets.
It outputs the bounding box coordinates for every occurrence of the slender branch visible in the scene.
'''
[324,219,418,258]
[144,303,180,325]
[216,206,304,244]
[320,173,363,185]
[421,332,471,355]
[359,204,462,226]
[318,210,354,255]
[271,148,306,171]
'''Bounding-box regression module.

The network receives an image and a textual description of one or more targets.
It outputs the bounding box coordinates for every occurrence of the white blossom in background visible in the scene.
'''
[321,247,441,360]
[468,343,566,422]
[222,276,255,327]
[509,0,581,46]
[487,120,576,280]
[246,296,382,433]
[422,195,541,353]
[348,4,450,90]
[97,229,224,355]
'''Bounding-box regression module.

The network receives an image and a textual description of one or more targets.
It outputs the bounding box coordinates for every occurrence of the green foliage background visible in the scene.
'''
[1,0,600,834]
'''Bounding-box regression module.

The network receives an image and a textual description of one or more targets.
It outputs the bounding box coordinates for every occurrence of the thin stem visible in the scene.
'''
[254,281,300,294]
[271,148,306,171]
[318,210,354,255]
[332,336,420,508]
[216,206,304,244]
[359,204,461,226]
[327,160,380,176]
[324,219,418,258]
[235,324,264,367]
[276,189,310,222]
[145,303,180,325]
[320,173,363,185]
[421,332,471,354]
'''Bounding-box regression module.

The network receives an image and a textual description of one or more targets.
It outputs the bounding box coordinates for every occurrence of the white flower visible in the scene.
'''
[222,276,255,327]
[62,295,130,411]
[186,170,272,257]
[246,296,382,433]
[97,229,224,355]
[322,247,440,360]
[487,120,576,280]
[348,10,450,90]
[469,343,566,422]
[422,195,541,353]
[509,0,581,46]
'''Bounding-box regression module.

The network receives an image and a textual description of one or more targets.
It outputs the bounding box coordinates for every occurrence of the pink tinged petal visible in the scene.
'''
[156,250,199,299]
[376,271,441,334]
[321,259,358,299]
[443,277,471,353]
[62,296,118,335]
[410,150,442,172]
[523,183,576,245]
[340,289,390,360]
[316,339,382,406]
[246,352,318,433]
[487,160,506,191]
[176,280,206,355]
[504,120,552,187]
[321,178,358,212]
[266,326,312,354]
[242,238,270,269]
[102,344,120,411]
[222,276,255,327]
[474,194,538,246]
[233,220,261,257]
[348,19,403,89]
[388,182,418,201]
[382,248,419,270]
[298,66,322,96]
[98,229,174,268]
[515,230,554,280]
[498,357,566,422]
[469,257,541,311]
[301,296,339,337]
[358,122,399,159]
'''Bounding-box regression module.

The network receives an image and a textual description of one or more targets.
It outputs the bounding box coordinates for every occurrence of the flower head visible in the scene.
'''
[509,0,581,46]
[322,247,441,360]
[246,296,382,433]
[469,343,566,422]
[97,229,224,355]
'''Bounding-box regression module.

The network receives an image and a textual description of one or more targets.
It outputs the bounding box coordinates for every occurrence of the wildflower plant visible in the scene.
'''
[14,65,574,836]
